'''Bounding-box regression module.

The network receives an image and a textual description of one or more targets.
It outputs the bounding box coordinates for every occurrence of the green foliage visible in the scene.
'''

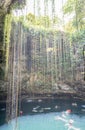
[63,0,75,14]
[1,0,84,92]
[17,12,60,30]
[11,0,26,10]
[4,14,12,76]
[71,30,85,43]
[26,13,36,24]
[37,16,51,27]
[26,13,52,28]
[63,0,85,31]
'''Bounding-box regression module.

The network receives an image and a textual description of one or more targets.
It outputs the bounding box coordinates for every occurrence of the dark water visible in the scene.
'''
[21,99,85,116]
[0,102,6,126]
[0,99,85,130]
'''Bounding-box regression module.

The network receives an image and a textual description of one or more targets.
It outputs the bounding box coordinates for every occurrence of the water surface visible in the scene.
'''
[0,99,85,130]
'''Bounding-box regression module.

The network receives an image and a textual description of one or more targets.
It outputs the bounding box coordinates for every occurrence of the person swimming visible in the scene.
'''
[66,109,72,114]
[55,109,80,130]
[65,119,80,130]
[20,110,23,115]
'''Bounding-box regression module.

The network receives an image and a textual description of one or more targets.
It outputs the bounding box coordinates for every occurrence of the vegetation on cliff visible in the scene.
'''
[0,0,85,100]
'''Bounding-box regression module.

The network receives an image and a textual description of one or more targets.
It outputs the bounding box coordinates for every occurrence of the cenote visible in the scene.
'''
[0,99,85,130]
[0,0,85,130]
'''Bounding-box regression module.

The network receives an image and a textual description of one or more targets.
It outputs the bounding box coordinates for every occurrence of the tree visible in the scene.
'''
[63,0,85,31]
[26,13,35,25]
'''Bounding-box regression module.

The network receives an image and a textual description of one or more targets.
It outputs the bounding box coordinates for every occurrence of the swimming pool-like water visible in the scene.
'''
[0,112,85,130]
[0,99,85,130]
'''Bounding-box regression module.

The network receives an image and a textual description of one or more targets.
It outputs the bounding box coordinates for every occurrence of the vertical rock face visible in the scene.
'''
[0,11,4,46]
[0,0,26,46]
[0,0,25,80]
[0,0,14,39]
[0,0,13,80]
[0,7,6,79]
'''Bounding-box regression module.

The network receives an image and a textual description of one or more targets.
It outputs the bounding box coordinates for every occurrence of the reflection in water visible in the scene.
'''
[20,99,85,116]
[0,99,85,130]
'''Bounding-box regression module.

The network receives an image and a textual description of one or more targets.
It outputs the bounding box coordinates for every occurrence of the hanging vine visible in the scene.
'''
[4,13,12,78]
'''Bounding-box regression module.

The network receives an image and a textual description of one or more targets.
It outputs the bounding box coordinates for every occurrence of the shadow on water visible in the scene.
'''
[0,103,6,126]
[21,99,85,116]
[0,99,85,126]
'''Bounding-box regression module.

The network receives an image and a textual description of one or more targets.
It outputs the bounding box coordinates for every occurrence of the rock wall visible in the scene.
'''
[0,4,7,80]
[0,0,26,79]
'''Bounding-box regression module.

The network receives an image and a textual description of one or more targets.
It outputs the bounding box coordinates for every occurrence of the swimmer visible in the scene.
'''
[61,109,71,118]
[66,109,72,114]
[67,125,80,130]
[55,110,71,123]
[55,116,68,123]
[62,112,67,118]
[65,119,80,130]
[20,110,23,115]
[65,119,74,127]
